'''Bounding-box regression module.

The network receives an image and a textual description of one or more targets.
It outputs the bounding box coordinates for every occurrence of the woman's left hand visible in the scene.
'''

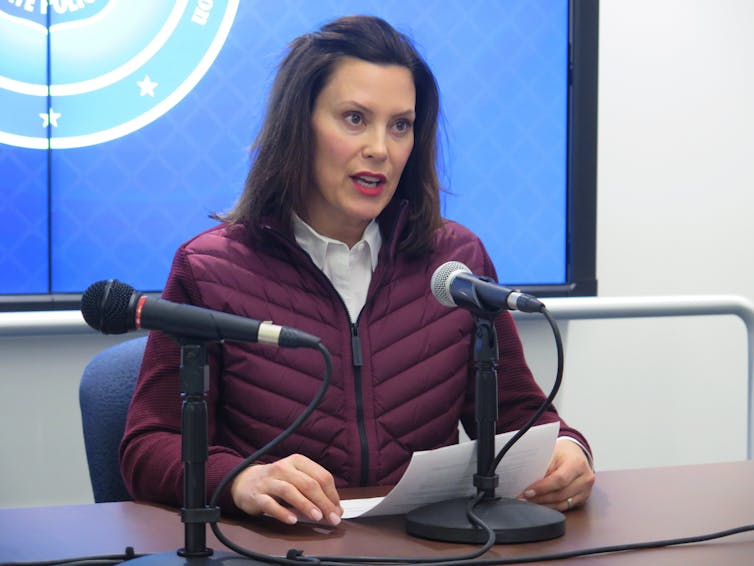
[518,438,595,512]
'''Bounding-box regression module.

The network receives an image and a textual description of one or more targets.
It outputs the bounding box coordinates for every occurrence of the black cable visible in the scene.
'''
[7,521,754,566]
[310,492,499,566]
[11,301,555,566]
[207,340,338,565]
[0,560,125,566]
[303,306,563,565]
[12,308,753,565]
[205,338,499,565]
[0,546,142,566]
[383,522,754,565]
[203,306,534,565]
[489,308,563,475]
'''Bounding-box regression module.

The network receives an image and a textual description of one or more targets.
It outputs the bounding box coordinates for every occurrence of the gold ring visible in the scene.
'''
[566,496,574,509]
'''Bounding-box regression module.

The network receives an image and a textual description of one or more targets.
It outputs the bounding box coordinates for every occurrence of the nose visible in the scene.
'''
[363,128,388,161]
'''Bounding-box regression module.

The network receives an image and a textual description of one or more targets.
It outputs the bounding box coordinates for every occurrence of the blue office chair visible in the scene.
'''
[79,336,147,503]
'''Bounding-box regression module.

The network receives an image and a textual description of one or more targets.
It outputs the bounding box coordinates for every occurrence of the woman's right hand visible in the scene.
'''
[230,453,343,526]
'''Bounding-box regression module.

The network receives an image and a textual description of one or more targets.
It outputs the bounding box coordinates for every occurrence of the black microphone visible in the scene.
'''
[80,279,321,348]
[430,261,545,314]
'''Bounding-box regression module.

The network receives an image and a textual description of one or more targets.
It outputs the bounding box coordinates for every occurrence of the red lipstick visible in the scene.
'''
[351,171,386,196]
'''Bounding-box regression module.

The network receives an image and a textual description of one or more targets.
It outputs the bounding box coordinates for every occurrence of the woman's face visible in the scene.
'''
[305,56,416,246]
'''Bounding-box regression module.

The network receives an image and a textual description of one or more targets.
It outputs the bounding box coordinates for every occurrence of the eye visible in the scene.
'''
[393,118,413,135]
[344,112,364,127]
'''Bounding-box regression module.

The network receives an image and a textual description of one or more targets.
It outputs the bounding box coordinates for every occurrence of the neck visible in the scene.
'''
[298,213,369,248]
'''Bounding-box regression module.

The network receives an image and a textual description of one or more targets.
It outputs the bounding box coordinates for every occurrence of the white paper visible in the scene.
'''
[341,421,558,518]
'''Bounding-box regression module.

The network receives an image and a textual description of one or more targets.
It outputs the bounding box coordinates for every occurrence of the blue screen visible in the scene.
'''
[0,0,568,295]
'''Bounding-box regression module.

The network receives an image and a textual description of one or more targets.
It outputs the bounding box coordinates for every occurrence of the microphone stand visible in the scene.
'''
[405,309,566,544]
[178,341,220,558]
[132,339,266,564]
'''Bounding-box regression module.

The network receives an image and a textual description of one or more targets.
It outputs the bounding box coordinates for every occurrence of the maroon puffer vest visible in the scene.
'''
[122,202,575,511]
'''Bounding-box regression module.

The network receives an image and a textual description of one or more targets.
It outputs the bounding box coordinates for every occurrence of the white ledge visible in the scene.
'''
[0,310,94,336]
[519,294,754,459]
[3,295,753,457]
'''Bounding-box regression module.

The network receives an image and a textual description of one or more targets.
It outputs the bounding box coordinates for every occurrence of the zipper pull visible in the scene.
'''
[350,323,363,367]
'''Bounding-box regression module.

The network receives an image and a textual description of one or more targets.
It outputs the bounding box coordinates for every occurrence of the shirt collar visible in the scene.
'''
[292,213,381,271]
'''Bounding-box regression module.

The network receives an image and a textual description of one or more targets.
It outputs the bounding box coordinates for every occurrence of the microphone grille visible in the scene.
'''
[80,279,136,334]
[430,261,470,307]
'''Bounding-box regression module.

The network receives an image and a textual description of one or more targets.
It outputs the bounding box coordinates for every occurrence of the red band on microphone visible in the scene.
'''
[135,295,148,329]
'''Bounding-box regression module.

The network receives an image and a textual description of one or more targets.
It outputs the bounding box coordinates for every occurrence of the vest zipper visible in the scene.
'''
[263,225,376,486]
[350,323,369,486]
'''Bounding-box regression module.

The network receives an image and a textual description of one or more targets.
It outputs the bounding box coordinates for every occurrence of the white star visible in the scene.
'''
[39,108,61,128]
[137,75,158,97]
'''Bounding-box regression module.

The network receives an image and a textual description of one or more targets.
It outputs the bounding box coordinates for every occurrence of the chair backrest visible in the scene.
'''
[79,336,147,503]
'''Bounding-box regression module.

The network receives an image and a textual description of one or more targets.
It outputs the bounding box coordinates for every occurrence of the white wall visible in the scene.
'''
[1,0,753,508]
[0,332,134,507]
[573,0,754,469]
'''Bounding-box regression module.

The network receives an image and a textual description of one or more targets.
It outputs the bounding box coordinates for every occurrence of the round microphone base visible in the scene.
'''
[125,550,269,564]
[405,496,565,544]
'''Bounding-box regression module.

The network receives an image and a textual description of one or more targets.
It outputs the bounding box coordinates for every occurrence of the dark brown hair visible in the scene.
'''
[222,15,442,256]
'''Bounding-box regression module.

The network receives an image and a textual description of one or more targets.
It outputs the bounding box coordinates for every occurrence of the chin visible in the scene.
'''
[349,203,387,222]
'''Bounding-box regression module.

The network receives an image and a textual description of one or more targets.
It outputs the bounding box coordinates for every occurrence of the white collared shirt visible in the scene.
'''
[292,214,381,322]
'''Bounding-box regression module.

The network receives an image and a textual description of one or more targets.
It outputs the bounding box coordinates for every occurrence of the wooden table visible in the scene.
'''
[2,461,753,564]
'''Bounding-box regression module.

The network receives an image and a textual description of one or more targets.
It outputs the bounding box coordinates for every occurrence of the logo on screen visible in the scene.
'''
[0,0,239,149]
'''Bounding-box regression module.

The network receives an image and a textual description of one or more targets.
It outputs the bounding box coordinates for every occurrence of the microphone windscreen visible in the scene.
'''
[430,261,470,307]
[81,279,136,334]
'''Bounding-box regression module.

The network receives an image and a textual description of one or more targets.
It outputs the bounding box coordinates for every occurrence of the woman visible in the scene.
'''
[120,15,594,528]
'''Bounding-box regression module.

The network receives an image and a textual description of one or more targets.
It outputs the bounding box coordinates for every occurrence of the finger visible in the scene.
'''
[260,475,328,523]
[285,456,342,523]
[522,469,573,500]
[230,472,302,524]
[522,467,594,506]
[249,490,299,524]
[231,456,343,525]
[525,476,589,506]
[230,460,331,524]
[239,471,332,524]
[524,487,585,513]
[283,468,342,524]
[288,454,341,506]
[523,448,594,501]
[560,495,578,512]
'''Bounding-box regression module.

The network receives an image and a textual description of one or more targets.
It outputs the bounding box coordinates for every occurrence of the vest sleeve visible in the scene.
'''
[118,245,249,515]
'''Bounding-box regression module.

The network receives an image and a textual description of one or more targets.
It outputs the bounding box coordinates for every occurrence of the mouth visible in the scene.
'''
[351,173,387,195]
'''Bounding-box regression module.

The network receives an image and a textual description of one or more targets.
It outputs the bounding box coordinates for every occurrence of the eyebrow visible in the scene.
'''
[341,100,416,119]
